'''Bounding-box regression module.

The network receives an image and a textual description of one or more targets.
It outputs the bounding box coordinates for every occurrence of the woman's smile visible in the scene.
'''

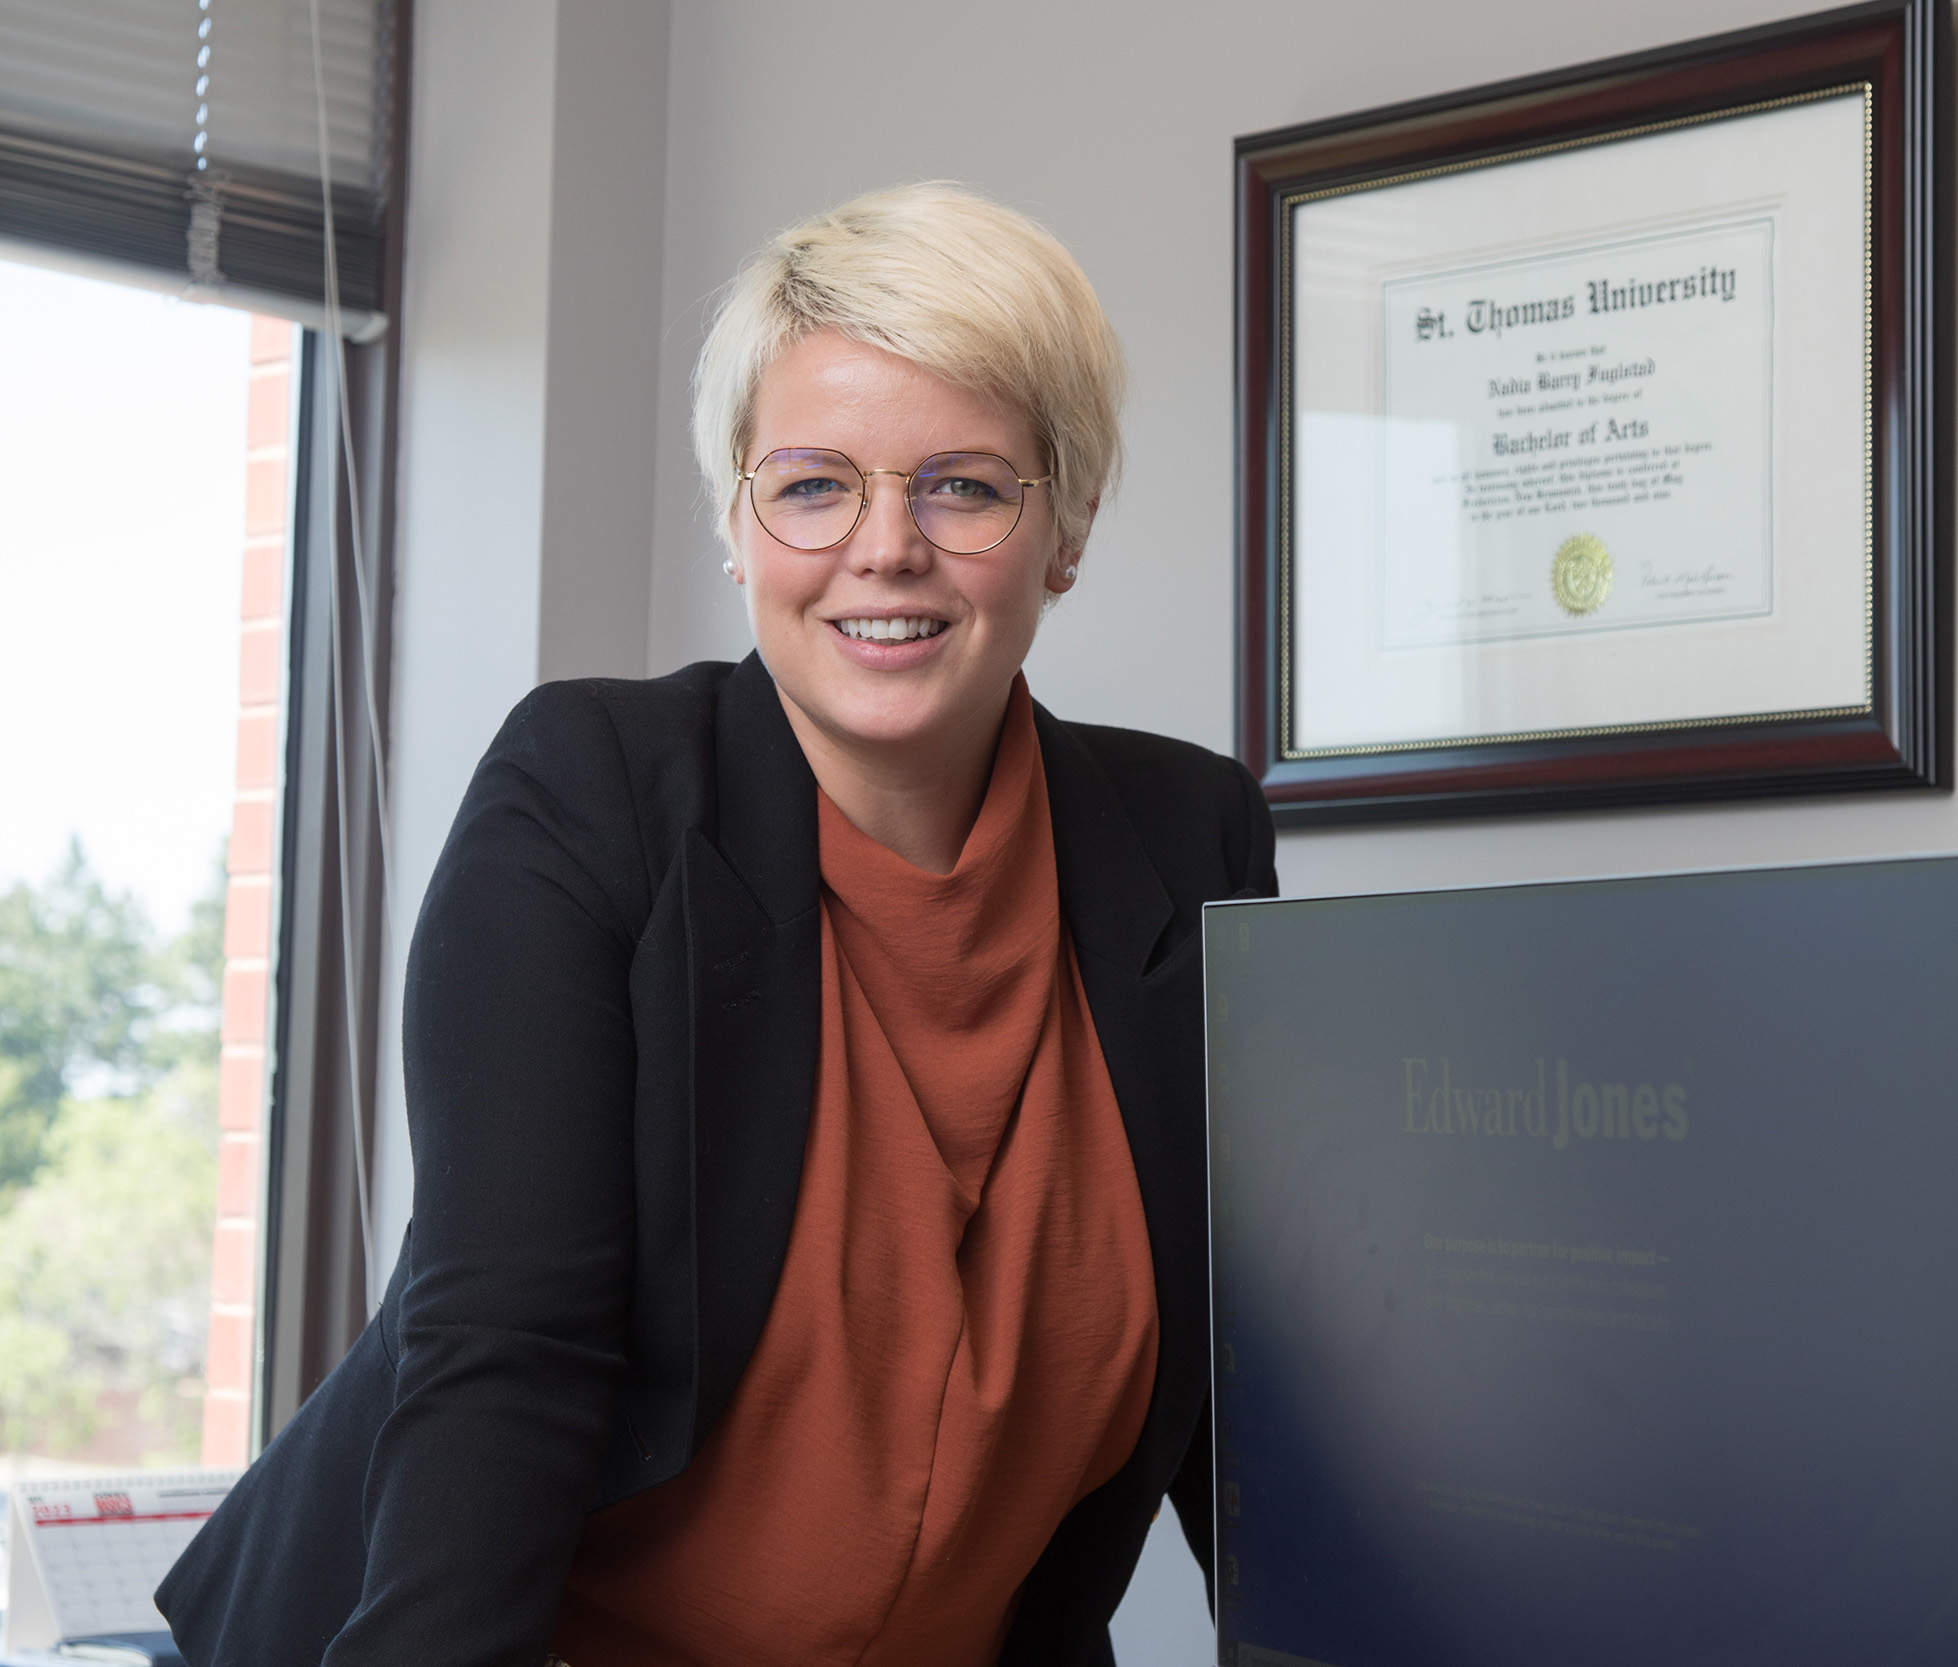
[831,615,947,643]
[825,610,953,672]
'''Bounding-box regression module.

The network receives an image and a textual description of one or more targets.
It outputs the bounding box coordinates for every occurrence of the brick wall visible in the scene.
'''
[201,314,291,1466]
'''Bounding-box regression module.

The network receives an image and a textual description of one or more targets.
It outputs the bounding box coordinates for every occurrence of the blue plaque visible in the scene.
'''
[1205,858,1958,1667]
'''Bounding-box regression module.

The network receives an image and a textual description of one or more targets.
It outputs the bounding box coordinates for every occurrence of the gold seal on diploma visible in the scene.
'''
[1551,533,1614,616]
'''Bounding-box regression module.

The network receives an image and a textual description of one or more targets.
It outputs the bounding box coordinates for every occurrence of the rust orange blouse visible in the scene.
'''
[550,675,1159,1666]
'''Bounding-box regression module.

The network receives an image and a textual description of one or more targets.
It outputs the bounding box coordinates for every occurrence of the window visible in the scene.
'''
[0,263,290,1481]
[0,0,405,1515]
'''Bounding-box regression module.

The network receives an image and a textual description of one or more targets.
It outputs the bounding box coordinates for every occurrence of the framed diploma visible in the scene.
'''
[1236,0,1948,824]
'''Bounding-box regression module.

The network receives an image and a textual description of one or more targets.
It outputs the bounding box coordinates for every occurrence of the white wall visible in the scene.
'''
[373,0,669,1270]
[373,0,558,1266]
[537,0,668,684]
[375,1,1954,1659]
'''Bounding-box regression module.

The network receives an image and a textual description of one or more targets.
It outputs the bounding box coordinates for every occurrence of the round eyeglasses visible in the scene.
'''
[738,448,1052,556]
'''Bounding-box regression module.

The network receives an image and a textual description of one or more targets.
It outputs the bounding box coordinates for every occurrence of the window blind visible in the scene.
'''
[0,0,394,331]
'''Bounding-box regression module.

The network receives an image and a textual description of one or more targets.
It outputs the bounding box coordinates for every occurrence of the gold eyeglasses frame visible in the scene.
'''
[735,447,1054,556]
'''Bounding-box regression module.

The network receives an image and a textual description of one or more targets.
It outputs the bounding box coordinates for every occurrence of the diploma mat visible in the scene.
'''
[1204,856,1958,1667]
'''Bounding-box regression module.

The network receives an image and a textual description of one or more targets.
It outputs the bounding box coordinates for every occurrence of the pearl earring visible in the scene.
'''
[1061,564,1079,582]
[721,558,737,579]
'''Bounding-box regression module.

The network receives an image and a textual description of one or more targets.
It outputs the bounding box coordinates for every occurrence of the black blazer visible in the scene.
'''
[159,653,1277,1667]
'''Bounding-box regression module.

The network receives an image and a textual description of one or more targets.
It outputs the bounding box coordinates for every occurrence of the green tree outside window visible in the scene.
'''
[0,842,222,1464]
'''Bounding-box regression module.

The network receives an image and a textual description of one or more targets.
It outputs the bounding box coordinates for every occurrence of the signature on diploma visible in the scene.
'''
[1640,560,1734,597]
[1409,592,1532,623]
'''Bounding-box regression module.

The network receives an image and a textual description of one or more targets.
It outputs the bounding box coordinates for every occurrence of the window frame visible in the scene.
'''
[255,0,413,1448]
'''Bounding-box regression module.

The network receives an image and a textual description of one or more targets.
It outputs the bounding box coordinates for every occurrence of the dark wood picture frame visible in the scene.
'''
[1236,0,1949,826]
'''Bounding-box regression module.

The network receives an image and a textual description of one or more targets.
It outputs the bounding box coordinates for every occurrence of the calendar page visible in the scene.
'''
[2,1472,237,1652]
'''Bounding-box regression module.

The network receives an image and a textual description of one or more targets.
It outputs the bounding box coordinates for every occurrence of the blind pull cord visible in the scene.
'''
[310,0,391,1310]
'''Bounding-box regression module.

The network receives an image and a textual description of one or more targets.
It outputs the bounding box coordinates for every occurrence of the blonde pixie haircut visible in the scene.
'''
[694,182,1126,558]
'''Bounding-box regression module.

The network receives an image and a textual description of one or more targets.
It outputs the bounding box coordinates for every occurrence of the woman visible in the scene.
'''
[160,181,1276,1666]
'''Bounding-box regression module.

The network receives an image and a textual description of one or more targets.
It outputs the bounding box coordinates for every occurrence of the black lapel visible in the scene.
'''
[1033,702,1212,1472]
[1033,704,1175,975]
[685,653,822,1445]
